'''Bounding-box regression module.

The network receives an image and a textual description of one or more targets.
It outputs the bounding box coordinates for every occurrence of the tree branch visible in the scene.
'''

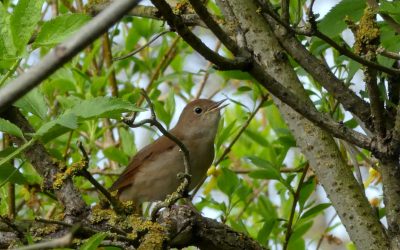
[250,63,373,150]
[89,4,207,28]
[1,108,88,222]
[256,0,373,127]
[150,0,251,71]
[283,164,310,250]
[187,0,239,54]
[157,205,266,250]
[354,6,386,138]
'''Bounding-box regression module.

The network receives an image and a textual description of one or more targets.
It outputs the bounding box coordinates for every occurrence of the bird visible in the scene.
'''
[110,99,227,203]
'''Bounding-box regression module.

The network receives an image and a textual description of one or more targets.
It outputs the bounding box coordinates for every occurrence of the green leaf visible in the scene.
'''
[301,203,331,219]
[33,14,91,48]
[246,156,281,180]
[216,119,237,149]
[258,196,278,220]
[245,156,275,169]
[14,88,48,120]
[237,86,252,92]
[103,147,129,165]
[291,221,313,241]
[249,169,281,180]
[68,97,143,120]
[346,242,357,250]
[78,232,107,250]
[318,0,365,37]
[298,177,316,208]
[379,1,400,15]
[217,167,239,195]
[257,219,275,245]
[0,118,24,139]
[287,238,305,250]
[10,0,44,54]
[35,113,78,142]
[0,3,16,60]
[244,129,270,147]
[119,128,136,156]
[0,163,26,185]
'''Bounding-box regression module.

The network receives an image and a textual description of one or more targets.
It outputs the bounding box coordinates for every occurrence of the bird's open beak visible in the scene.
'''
[208,99,228,113]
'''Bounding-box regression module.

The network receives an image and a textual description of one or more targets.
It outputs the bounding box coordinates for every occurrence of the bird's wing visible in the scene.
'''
[109,133,179,191]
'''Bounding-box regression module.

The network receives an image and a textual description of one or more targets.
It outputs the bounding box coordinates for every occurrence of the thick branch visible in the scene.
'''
[150,0,250,71]
[355,7,386,138]
[0,0,141,112]
[158,205,266,250]
[221,1,388,249]
[1,108,88,222]
[256,1,373,127]
[89,4,207,27]
[250,63,372,150]
[187,0,239,54]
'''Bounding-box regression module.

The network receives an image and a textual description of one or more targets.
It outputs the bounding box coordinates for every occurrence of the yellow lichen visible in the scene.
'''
[31,224,59,237]
[354,7,380,57]
[53,161,86,190]
[130,216,167,250]
[52,172,66,190]
[90,205,118,225]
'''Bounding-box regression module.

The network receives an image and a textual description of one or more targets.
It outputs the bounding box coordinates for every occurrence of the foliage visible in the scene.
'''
[0,0,396,249]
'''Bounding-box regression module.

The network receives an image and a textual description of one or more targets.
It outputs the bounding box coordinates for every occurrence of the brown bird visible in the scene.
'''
[110,99,227,203]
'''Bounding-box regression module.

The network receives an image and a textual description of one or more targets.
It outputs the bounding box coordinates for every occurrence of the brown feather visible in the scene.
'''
[109,129,181,191]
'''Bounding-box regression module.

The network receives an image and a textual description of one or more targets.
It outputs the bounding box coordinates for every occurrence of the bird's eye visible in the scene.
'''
[194,107,203,114]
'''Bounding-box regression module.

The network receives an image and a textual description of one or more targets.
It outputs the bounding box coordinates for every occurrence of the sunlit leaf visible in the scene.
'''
[0,118,24,139]
[301,203,331,220]
[68,97,143,119]
[14,88,48,120]
[33,13,91,47]
[10,0,44,53]
[0,3,16,60]
[318,0,365,37]
[0,163,26,185]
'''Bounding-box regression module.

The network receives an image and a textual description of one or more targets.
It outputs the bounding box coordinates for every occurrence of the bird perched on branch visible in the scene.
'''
[110,99,227,203]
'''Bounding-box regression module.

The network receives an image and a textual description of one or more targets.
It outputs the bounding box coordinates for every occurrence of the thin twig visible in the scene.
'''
[281,0,290,24]
[377,47,400,60]
[103,33,119,97]
[258,0,400,76]
[114,30,171,61]
[0,215,25,240]
[128,35,181,123]
[233,167,305,174]
[0,59,22,86]
[76,142,123,212]
[283,164,310,250]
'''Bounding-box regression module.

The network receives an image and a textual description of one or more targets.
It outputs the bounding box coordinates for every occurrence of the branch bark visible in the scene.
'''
[158,205,265,250]
[256,1,373,127]
[217,0,388,249]
[1,108,88,222]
